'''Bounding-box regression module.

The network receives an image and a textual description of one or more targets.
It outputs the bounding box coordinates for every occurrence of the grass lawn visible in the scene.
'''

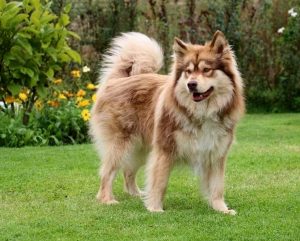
[1,114,299,241]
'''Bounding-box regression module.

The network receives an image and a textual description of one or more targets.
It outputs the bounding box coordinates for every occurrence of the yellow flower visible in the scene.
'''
[87,83,96,90]
[35,100,43,110]
[76,89,86,97]
[48,100,60,107]
[76,96,83,103]
[53,78,62,84]
[77,99,90,107]
[19,93,28,101]
[71,70,81,78]
[5,96,15,104]
[63,91,73,97]
[92,94,96,103]
[81,109,90,121]
[58,93,67,100]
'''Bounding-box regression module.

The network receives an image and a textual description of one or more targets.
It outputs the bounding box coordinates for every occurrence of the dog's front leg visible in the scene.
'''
[144,149,173,212]
[201,156,236,215]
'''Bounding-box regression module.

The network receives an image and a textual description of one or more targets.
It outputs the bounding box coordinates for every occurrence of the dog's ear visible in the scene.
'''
[210,30,228,54]
[173,37,188,57]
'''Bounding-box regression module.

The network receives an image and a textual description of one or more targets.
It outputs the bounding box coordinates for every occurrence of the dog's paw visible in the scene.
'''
[96,194,119,205]
[146,206,164,213]
[126,188,144,197]
[223,209,237,215]
[102,199,119,205]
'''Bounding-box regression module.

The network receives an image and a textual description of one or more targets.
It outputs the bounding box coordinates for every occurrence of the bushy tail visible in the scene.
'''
[100,32,164,83]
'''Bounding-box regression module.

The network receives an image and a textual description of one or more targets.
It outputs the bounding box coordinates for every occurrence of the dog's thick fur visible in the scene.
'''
[90,31,244,215]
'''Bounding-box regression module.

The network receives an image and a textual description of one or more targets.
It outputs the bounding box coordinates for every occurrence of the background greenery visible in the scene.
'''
[62,0,300,112]
[1,0,299,147]
[1,114,299,240]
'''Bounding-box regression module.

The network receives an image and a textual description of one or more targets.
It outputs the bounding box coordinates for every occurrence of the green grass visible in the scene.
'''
[1,114,299,241]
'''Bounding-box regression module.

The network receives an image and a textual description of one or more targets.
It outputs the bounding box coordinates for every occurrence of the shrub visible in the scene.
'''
[277,8,300,111]
[0,0,81,125]
[0,63,96,147]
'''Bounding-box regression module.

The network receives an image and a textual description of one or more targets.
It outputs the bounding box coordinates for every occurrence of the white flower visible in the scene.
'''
[82,66,91,73]
[288,8,294,15]
[277,27,285,34]
[288,7,297,17]
[291,11,297,17]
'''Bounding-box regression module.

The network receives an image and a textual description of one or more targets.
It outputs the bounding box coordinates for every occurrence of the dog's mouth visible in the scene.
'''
[192,87,214,102]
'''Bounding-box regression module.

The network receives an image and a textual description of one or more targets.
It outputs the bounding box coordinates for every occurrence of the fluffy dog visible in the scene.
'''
[89,31,244,215]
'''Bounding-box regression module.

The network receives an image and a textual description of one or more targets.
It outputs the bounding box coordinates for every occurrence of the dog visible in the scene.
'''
[89,31,244,215]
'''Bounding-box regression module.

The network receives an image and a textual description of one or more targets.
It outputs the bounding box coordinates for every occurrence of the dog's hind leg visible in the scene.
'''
[123,162,143,197]
[96,140,131,204]
[122,142,146,197]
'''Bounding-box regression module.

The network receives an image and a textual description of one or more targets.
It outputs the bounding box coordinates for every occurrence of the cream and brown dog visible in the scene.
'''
[89,31,244,215]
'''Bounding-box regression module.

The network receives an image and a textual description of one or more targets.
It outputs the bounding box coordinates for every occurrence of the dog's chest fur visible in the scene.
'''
[174,117,232,165]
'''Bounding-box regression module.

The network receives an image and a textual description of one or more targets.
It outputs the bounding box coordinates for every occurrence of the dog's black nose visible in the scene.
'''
[187,81,197,91]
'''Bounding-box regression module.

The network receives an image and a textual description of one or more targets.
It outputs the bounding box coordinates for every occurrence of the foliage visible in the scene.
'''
[0,112,41,147]
[0,0,81,125]
[0,66,95,147]
[60,0,300,112]
[277,10,300,111]
[1,0,299,147]
[0,101,91,147]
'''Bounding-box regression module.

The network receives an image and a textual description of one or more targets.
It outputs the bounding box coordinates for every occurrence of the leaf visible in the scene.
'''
[41,41,51,49]
[65,48,81,63]
[29,75,38,87]
[0,0,6,11]
[49,135,60,145]
[22,26,39,35]
[46,47,58,61]
[9,13,29,27]
[67,30,80,40]
[58,52,71,62]
[46,68,54,79]
[59,13,70,26]
[31,0,40,10]
[36,85,47,98]
[16,37,32,55]
[40,11,57,24]
[30,9,41,27]
[20,67,34,78]
[1,3,22,27]
[9,46,26,64]
[7,83,22,95]
[24,130,34,142]
[63,3,72,14]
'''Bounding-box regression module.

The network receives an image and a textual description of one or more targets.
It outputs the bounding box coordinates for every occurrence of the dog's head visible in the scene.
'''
[172,31,243,116]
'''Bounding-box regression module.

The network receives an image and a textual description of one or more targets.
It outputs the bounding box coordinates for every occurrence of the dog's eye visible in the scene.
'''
[185,69,192,74]
[203,68,211,73]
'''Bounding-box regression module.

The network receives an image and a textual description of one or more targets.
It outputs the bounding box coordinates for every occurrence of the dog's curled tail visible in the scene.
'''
[100,32,164,83]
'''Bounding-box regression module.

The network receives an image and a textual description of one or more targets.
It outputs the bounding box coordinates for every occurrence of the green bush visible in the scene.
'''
[0,65,95,147]
[32,100,89,145]
[0,112,42,147]
[277,9,300,111]
[0,0,81,125]
[0,99,90,147]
